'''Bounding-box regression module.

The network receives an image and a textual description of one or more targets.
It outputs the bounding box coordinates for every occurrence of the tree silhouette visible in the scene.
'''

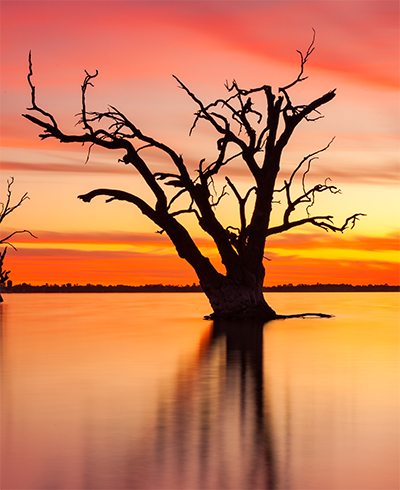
[0,177,36,303]
[24,34,364,320]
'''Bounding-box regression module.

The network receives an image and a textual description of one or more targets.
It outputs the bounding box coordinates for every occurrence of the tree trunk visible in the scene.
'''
[200,265,277,320]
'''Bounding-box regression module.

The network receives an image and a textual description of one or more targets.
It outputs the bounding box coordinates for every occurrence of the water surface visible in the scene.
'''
[1,293,399,489]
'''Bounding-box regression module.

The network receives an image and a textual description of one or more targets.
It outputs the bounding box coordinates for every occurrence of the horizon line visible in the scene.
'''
[3,282,399,290]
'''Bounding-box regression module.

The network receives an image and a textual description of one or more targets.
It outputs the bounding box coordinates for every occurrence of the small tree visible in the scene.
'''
[24,35,364,319]
[0,177,36,302]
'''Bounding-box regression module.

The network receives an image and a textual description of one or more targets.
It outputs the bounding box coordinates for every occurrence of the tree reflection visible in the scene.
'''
[216,318,276,489]
[152,318,277,490]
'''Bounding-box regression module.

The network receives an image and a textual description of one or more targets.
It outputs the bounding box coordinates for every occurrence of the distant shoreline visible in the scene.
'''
[1,283,399,293]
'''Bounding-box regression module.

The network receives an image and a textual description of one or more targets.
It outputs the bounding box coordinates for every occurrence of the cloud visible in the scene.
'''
[1,229,174,245]
[264,255,399,286]
[152,0,399,89]
[2,0,400,87]
[6,245,398,286]
[3,156,398,186]
[4,227,399,258]
[0,160,132,175]
[267,230,400,251]
[5,246,199,285]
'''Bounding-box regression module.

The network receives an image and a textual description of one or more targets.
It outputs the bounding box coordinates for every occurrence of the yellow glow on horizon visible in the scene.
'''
[270,247,399,264]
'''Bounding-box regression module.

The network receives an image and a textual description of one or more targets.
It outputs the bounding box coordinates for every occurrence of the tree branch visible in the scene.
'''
[26,51,59,129]
[266,213,366,236]
[173,75,249,154]
[280,29,316,92]
[225,177,256,234]
[78,188,158,220]
[276,139,337,223]
[0,230,38,249]
[0,177,30,224]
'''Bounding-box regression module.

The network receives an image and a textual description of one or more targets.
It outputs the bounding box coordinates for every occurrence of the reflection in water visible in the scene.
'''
[1,293,399,490]
[152,318,276,490]
[0,306,15,483]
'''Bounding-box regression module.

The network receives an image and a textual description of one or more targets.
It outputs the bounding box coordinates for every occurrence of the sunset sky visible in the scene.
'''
[1,0,399,286]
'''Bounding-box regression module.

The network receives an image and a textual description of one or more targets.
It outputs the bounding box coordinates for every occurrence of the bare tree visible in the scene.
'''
[0,177,36,302]
[23,34,364,319]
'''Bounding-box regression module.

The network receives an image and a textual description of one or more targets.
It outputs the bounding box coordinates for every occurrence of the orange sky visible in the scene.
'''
[1,0,399,286]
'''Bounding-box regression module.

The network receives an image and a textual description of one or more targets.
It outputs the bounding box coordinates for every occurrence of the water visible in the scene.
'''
[1,292,399,490]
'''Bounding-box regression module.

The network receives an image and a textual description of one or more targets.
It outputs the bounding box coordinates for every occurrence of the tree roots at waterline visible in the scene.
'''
[205,311,333,321]
[204,303,333,321]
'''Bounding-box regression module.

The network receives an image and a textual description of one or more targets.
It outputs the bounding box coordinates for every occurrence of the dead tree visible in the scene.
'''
[0,177,36,302]
[23,34,364,320]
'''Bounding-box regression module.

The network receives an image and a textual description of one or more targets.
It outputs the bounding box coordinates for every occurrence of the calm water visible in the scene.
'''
[1,292,399,490]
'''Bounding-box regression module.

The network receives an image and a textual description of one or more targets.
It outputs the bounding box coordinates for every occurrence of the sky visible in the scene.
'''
[0,0,399,286]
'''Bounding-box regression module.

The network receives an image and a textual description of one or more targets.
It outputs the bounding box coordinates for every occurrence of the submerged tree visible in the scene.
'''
[23,35,364,320]
[0,177,36,303]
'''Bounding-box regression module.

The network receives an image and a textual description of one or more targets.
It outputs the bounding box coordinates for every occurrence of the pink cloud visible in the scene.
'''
[2,1,398,88]
[0,161,132,176]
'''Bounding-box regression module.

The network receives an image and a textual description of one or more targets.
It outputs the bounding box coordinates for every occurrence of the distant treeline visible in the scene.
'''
[264,284,399,292]
[3,283,202,293]
[2,282,399,293]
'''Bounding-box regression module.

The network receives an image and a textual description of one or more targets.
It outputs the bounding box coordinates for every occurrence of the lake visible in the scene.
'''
[1,292,399,490]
